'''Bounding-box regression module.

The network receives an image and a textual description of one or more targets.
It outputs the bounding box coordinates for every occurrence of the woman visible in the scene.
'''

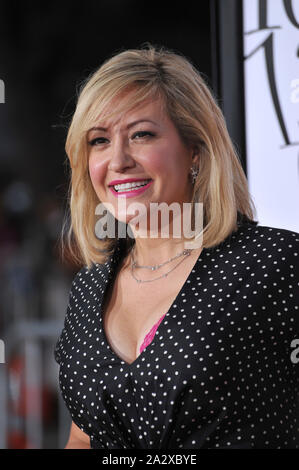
[54,44,299,449]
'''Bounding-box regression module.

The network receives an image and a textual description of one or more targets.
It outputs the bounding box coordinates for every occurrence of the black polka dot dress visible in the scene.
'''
[54,220,299,449]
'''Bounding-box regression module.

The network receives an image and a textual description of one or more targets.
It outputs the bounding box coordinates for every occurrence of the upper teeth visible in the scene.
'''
[113,180,151,191]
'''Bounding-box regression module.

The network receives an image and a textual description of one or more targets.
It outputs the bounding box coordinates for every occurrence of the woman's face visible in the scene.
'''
[87,94,197,227]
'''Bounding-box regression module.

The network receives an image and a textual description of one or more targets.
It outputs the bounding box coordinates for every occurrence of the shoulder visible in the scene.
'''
[69,243,122,294]
[228,222,299,256]
[202,222,299,282]
[65,239,127,310]
[67,263,111,309]
[223,223,299,301]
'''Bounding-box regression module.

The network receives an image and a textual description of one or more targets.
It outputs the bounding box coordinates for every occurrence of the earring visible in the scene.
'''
[189,165,199,184]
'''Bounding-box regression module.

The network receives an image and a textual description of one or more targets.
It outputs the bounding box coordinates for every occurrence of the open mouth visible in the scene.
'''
[111,179,152,193]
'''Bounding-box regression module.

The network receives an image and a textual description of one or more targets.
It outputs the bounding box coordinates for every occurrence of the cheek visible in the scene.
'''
[88,157,106,187]
[144,145,177,175]
[148,146,187,180]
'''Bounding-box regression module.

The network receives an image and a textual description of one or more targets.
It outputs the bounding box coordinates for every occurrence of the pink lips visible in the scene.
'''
[109,180,153,198]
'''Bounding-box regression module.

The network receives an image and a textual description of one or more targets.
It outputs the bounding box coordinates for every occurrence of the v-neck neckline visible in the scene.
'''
[97,238,209,369]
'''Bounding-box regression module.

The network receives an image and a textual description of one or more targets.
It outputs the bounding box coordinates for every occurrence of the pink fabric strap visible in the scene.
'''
[139,313,167,353]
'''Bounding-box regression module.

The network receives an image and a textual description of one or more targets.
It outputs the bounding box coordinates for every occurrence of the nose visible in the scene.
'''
[108,134,135,173]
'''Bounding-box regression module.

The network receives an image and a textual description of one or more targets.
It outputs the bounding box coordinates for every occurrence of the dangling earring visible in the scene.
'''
[189,165,199,184]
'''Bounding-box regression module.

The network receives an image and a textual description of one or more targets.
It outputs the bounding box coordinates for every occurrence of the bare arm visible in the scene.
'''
[65,421,91,449]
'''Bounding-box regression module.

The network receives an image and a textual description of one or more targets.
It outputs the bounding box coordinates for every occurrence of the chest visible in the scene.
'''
[101,263,194,365]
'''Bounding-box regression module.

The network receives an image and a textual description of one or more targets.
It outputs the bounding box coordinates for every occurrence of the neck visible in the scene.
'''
[128,237,202,267]
[123,195,202,266]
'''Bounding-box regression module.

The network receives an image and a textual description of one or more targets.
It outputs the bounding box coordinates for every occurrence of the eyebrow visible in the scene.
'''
[87,119,159,133]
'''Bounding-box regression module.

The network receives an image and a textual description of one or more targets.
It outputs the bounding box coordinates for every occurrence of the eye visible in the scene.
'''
[131,131,155,140]
[88,131,155,146]
[88,137,108,146]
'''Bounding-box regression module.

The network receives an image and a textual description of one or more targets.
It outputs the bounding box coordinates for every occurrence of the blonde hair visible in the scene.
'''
[60,43,257,270]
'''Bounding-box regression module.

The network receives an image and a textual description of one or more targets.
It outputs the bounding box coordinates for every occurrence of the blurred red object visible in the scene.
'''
[7,430,33,449]
[6,354,56,448]
[8,354,55,420]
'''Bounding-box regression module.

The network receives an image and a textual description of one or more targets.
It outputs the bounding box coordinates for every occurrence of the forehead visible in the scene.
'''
[94,92,167,129]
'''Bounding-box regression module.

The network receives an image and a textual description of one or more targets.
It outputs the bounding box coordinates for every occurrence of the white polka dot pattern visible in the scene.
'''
[54,222,299,449]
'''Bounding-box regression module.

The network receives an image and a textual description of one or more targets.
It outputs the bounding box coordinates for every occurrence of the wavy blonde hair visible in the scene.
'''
[60,43,257,270]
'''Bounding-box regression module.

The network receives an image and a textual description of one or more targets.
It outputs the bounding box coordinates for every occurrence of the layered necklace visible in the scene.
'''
[130,244,193,283]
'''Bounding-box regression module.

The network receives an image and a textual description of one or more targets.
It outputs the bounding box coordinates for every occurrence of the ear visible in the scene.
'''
[191,145,200,164]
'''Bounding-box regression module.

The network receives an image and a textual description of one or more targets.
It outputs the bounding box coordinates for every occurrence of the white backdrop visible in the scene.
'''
[243,0,299,232]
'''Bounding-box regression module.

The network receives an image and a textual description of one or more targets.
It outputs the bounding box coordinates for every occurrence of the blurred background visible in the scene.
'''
[0,0,298,449]
[0,0,214,449]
